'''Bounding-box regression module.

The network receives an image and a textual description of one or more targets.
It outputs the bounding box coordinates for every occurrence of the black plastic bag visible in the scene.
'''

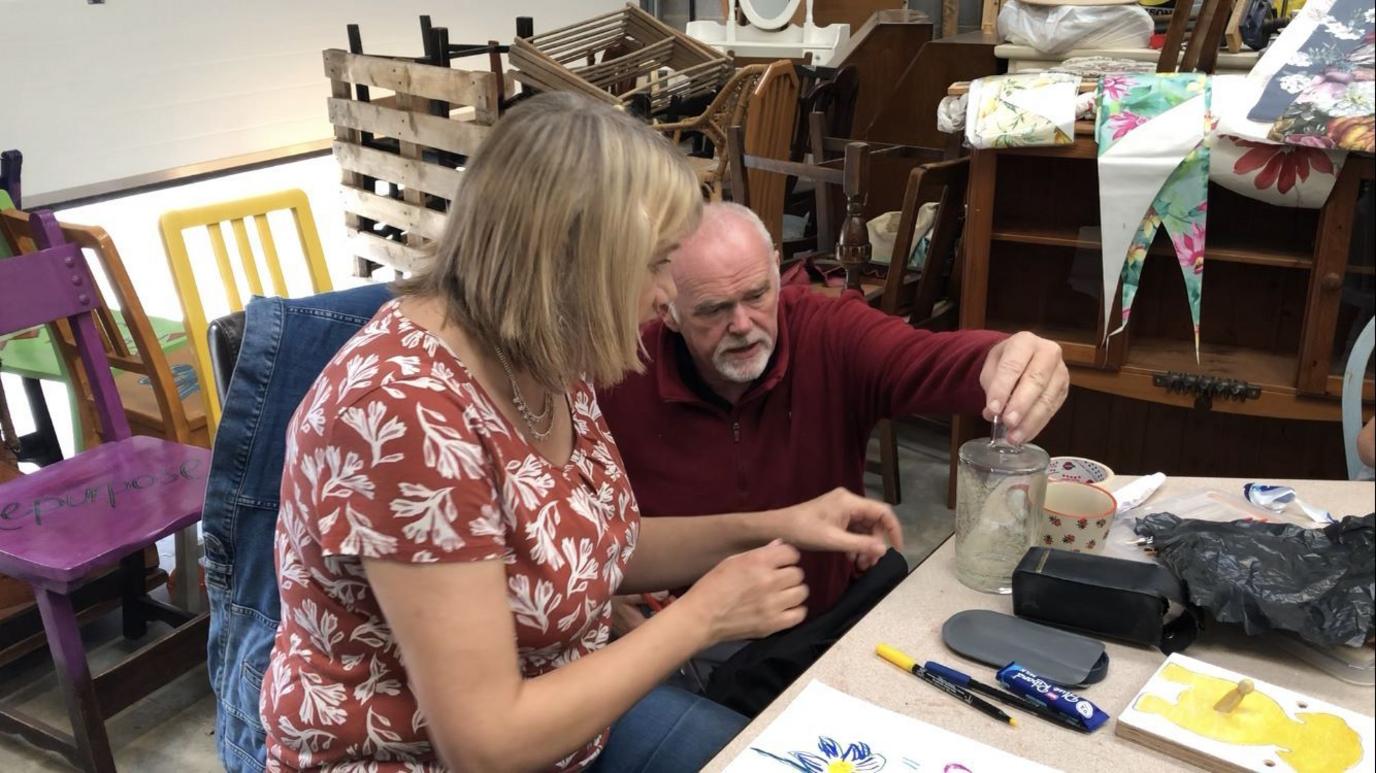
[1133,513,1375,648]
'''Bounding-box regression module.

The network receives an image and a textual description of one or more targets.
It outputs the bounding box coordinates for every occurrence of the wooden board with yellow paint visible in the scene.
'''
[1117,653,1375,773]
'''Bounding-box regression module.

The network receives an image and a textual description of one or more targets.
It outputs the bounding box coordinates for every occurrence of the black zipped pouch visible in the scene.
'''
[1012,547,1199,653]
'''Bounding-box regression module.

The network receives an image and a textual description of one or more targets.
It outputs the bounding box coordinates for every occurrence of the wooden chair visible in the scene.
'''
[742,60,803,246]
[878,158,969,326]
[809,109,945,230]
[0,211,210,773]
[510,5,732,116]
[2,209,209,611]
[1,210,207,446]
[0,151,67,470]
[792,64,859,164]
[871,159,971,503]
[727,126,911,504]
[159,189,332,431]
[726,124,875,293]
[803,114,945,291]
[654,64,768,190]
[1157,0,1238,74]
[1,202,200,456]
[729,124,967,503]
[781,65,860,257]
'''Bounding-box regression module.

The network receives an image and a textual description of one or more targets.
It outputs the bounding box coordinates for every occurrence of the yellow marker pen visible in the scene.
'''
[876,643,1017,727]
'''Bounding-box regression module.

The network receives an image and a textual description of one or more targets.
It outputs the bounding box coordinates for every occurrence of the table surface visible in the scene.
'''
[706,476,1376,771]
[993,43,1261,67]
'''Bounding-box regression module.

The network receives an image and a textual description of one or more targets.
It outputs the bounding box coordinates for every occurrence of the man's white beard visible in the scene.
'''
[712,331,774,383]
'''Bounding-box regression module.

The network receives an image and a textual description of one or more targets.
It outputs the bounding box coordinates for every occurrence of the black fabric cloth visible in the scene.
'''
[1134,512,1376,648]
[704,549,909,717]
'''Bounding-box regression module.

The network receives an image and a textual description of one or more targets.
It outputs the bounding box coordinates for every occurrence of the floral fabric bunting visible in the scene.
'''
[1210,136,1344,208]
[1096,73,1212,357]
[1270,34,1375,152]
[965,72,1080,149]
[1248,0,1371,123]
[1241,0,1375,152]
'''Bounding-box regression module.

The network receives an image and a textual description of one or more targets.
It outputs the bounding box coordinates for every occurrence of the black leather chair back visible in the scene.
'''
[207,312,246,405]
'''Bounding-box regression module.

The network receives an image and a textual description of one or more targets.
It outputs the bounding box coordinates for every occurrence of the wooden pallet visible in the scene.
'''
[323,48,502,275]
[509,4,731,117]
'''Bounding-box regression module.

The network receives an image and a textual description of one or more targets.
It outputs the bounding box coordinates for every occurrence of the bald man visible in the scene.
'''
[598,203,1068,625]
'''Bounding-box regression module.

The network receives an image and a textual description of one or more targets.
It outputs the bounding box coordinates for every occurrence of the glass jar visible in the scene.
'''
[954,429,1048,594]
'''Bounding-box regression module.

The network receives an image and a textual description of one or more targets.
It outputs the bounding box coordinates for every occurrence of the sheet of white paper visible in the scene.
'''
[1098,93,1207,340]
[723,680,1059,773]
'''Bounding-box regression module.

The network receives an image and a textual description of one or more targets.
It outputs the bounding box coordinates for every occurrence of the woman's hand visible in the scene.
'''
[609,592,677,637]
[775,488,903,571]
[609,596,649,637]
[679,540,808,644]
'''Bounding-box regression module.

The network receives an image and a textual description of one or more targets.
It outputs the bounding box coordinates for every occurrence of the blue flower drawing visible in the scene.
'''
[752,736,887,772]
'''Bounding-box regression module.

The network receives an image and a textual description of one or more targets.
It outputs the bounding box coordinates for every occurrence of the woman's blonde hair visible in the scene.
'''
[398,92,700,389]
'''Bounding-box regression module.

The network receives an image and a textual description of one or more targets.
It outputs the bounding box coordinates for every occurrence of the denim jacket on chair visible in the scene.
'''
[203,283,392,771]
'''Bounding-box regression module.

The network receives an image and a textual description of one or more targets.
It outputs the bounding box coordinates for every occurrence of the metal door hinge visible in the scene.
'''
[1152,372,1261,411]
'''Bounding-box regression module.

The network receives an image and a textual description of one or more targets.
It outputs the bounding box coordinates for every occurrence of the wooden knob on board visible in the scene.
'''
[1214,678,1254,713]
[1321,273,1342,291]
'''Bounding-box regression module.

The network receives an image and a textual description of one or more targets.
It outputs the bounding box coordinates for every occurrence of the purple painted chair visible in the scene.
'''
[0,211,211,772]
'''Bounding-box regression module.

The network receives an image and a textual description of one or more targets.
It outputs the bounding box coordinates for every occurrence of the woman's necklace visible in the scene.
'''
[492,345,555,441]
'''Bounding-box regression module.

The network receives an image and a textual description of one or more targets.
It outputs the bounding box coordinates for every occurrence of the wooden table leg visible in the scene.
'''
[35,588,116,773]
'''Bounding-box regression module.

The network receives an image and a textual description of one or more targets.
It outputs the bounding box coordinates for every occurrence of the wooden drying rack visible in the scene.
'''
[324,48,502,274]
[509,4,732,116]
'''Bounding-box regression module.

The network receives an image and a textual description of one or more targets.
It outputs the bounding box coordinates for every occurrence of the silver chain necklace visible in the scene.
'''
[492,345,555,441]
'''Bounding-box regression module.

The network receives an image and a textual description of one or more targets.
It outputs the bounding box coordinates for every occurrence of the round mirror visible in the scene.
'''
[738,0,803,31]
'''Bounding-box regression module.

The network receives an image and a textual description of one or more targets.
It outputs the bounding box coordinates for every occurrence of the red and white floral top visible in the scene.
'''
[261,299,639,771]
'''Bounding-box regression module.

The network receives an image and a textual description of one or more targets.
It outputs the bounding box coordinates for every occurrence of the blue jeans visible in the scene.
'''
[203,284,393,771]
[590,686,749,772]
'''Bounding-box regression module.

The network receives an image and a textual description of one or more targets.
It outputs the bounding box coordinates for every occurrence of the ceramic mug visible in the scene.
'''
[1047,456,1114,486]
[1037,480,1118,553]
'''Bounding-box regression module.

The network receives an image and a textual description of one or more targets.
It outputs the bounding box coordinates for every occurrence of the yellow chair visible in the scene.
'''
[159,189,332,431]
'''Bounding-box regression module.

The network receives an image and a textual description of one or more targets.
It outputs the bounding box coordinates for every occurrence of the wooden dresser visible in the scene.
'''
[955,132,1375,479]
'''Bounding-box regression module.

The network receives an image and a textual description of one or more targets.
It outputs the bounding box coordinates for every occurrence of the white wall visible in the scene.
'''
[0,0,623,203]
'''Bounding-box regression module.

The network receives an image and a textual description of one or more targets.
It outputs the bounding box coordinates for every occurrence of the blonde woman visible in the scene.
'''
[261,92,900,772]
